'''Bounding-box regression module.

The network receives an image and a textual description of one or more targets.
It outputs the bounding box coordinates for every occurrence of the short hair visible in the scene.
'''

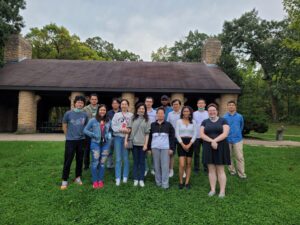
[112,98,120,104]
[156,107,165,114]
[120,99,130,106]
[73,95,86,105]
[145,96,154,102]
[227,100,236,105]
[171,99,182,106]
[197,98,206,103]
[90,93,98,98]
[207,103,218,110]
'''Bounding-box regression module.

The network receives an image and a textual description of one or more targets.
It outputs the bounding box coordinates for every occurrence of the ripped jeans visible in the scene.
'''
[90,141,111,182]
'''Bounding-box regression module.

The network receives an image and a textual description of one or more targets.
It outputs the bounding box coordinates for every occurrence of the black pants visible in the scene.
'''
[62,140,84,181]
[84,136,91,169]
[193,138,207,171]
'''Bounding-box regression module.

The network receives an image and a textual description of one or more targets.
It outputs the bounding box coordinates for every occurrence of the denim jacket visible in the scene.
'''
[84,118,112,143]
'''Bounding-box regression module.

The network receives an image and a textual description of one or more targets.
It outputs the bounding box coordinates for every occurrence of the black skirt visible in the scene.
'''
[177,137,194,158]
[203,140,231,165]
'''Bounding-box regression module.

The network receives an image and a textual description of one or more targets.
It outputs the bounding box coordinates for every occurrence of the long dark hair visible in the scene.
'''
[95,104,110,123]
[180,106,193,123]
[133,102,149,122]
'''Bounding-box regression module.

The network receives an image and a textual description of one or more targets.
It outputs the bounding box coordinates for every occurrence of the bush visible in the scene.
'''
[243,115,269,135]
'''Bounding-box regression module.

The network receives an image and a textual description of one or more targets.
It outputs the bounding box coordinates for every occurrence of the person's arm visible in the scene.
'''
[143,134,149,151]
[83,119,95,138]
[190,120,197,143]
[214,125,230,142]
[62,123,67,135]
[169,124,175,155]
[62,112,69,135]
[175,120,183,144]
[240,115,244,131]
[200,126,214,143]
[111,113,120,133]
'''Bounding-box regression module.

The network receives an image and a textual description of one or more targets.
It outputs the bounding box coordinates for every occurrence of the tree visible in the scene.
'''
[0,0,26,66]
[85,36,140,61]
[151,30,208,62]
[25,23,102,60]
[220,9,290,121]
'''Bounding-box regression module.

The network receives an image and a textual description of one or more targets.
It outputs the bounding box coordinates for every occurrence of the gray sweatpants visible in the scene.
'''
[152,148,170,189]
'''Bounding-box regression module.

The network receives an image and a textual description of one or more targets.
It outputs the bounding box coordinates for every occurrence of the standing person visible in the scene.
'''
[193,98,209,174]
[83,93,99,170]
[106,98,121,169]
[84,105,112,189]
[159,95,173,120]
[223,101,247,179]
[144,97,156,176]
[60,96,88,190]
[111,99,133,186]
[125,103,151,187]
[200,103,230,198]
[148,107,175,189]
[176,106,197,189]
[167,99,182,178]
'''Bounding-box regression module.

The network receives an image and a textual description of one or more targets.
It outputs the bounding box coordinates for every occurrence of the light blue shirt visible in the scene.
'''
[147,108,157,124]
[223,112,244,144]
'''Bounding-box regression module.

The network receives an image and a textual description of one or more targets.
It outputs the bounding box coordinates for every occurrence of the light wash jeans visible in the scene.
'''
[114,136,129,180]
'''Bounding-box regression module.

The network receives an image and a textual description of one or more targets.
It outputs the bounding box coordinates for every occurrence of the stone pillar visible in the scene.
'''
[217,94,238,116]
[69,92,85,109]
[171,93,185,106]
[201,38,222,65]
[122,92,135,113]
[17,91,41,133]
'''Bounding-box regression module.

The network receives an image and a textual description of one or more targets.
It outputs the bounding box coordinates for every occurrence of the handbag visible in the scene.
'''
[127,118,143,150]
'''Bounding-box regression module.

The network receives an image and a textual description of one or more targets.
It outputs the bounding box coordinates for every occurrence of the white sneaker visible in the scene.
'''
[151,169,155,175]
[208,191,216,197]
[144,170,148,177]
[123,177,128,183]
[134,180,138,186]
[116,179,121,186]
[139,180,145,187]
[74,177,83,185]
[169,169,174,178]
[183,171,186,178]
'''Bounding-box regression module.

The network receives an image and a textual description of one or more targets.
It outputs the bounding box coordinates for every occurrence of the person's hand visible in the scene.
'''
[211,141,218,150]
[124,140,128,148]
[143,145,148,151]
[168,150,173,156]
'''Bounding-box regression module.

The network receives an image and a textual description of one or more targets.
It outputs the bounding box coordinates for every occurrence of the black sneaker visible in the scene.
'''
[185,183,191,189]
[178,183,184,189]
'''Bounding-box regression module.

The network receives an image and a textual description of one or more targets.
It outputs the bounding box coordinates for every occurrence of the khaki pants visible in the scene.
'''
[228,141,246,178]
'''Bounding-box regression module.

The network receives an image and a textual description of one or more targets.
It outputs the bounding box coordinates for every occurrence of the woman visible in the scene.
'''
[200,103,230,198]
[111,99,133,186]
[83,104,112,189]
[176,106,197,189]
[125,103,151,187]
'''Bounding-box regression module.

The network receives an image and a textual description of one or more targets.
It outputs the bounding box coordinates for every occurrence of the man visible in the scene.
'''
[144,97,156,176]
[193,98,209,174]
[159,95,173,120]
[167,99,182,178]
[82,93,99,170]
[223,100,247,179]
[61,95,88,190]
[106,98,121,169]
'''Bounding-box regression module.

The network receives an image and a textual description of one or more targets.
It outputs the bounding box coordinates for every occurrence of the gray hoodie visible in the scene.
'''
[128,116,151,146]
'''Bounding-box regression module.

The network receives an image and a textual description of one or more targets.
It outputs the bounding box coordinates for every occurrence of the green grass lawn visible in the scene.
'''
[0,142,299,225]
[246,123,300,142]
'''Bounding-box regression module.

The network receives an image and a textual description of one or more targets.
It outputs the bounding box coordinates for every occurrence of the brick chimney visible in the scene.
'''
[4,34,32,63]
[201,38,221,65]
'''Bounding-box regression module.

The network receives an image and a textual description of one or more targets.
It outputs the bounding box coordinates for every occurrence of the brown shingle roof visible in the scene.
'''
[0,59,240,93]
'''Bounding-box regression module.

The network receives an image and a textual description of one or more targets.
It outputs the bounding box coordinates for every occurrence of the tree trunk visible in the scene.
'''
[267,79,279,122]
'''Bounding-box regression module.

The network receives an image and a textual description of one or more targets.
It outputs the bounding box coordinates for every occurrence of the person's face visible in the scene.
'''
[227,103,236,113]
[90,96,98,106]
[75,100,84,109]
[161,99,169,106]
[121,101,129,111]
[145,98,153,109]
[112,100,120,110]
[208,106,218,118]
[182,108,191,118]
[99,107,107,117]
[197,100,206,109]
[137,106,145,115]
[156,110,165,121]
[172,101,181,112]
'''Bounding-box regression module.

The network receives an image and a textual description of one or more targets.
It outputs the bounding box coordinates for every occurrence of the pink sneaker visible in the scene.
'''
[93,181,99,189]
[98,181,104,188]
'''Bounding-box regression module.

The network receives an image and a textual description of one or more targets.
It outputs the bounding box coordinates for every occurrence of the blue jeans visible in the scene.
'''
[90,141,111,182]
[114,136,129,180]
[132,145,146,181]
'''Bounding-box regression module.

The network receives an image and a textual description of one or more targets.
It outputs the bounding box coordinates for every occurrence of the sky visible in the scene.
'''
[20,0,286,61]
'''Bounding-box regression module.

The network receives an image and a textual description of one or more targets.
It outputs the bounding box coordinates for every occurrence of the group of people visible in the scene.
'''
[60,94,246,198]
